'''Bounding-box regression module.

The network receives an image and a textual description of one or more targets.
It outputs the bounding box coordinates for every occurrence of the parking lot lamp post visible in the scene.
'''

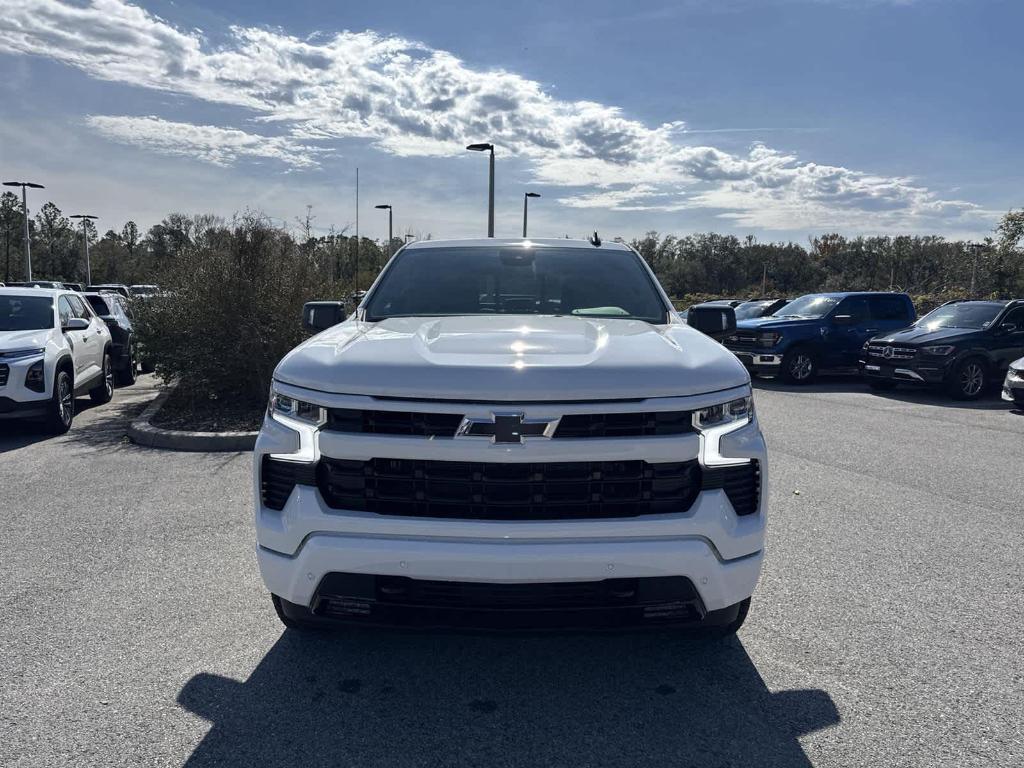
[522,192,540,237]
[2,181,44,281]
[375,204,393,258]
[969,243,985,296]
[466,143,495,237]
[70,214,98,285]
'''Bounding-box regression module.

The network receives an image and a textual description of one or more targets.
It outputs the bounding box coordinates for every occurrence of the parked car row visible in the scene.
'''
[689,292,1024,404]
[0,286,145,433]
[1,280,159,298]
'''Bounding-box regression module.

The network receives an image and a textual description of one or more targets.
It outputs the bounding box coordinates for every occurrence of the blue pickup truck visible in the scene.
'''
[723,292,916,383]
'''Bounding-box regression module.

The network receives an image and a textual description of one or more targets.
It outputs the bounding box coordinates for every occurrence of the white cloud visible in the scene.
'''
[85,115,327,168]
[0,0,988,230]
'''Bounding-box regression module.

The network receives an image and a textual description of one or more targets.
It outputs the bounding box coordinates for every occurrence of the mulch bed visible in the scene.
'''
[150,388,264,432]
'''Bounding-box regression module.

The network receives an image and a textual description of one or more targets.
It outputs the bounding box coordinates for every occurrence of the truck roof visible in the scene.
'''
[402,237,630,251]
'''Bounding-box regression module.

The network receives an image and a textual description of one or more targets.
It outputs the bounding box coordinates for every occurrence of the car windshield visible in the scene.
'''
[771,295,840,319]
[735,301,771,320]
[916,302,1004,330]
[364,246,668,323]
[0,295,54,331]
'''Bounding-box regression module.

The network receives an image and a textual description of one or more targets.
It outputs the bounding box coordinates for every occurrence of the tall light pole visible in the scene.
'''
[3,181,44,281]
[70,214,98,285]
[375,204,393,258]
[522,192,540,238]
[466,143,495,237]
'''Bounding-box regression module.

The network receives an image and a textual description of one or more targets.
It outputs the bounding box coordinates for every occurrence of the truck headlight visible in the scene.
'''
[694,396,753,430]
[693,395,754,468]
[268,389,326,427]
[757,332,781,348]
[922,345,955,356]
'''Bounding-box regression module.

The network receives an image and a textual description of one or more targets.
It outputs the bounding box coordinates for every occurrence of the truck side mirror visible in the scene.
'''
[302,301,347,333]
[686,304,737,341]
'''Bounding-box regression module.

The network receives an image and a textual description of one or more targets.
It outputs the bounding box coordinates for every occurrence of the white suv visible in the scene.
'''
[254,239,766,635]
[0,288,114,433]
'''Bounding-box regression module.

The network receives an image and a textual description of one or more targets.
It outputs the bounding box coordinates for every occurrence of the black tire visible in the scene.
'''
[116,343,138,386]
[780,347,818,384]
[90,353,115,404]
[271,594,323,631]
[699,597,751,641]
[44,368,75,434]
[869,379,898,391]
[946,357,987,400]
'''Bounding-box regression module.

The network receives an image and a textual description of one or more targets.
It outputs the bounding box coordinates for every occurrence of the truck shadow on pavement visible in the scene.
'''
[178,628,839,767]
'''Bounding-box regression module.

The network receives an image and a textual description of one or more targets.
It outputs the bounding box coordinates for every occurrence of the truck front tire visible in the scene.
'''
[781,348,818,384]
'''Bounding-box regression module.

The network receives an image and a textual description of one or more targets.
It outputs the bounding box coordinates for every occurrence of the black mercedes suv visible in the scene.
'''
[860,299,1024,399]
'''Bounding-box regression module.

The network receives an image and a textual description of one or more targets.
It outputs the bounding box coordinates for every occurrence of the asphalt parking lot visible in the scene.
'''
[2,376,1022,767]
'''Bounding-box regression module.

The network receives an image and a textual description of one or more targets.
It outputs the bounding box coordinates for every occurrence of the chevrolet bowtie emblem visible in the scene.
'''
[456,412,560,444]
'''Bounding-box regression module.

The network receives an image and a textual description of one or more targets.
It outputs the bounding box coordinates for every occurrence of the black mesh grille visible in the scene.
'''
[324,408,691,439]
[553,411,691,438]
[260,456,317,510]
[702,461,761,515]
[326,408,463,436]
[0,364,8,387]
[317,457,702,520]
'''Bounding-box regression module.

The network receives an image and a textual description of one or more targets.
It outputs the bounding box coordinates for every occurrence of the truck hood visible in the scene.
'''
[872,325,976,344]
[274,315,749,400]
[736,316,821,332]
[0,329,52,353]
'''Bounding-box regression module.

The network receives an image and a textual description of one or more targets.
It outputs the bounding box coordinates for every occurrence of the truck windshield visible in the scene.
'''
[0,295,54,331]
[916,302,1004,330]
[364,246,668,323]
[772,295,840,319]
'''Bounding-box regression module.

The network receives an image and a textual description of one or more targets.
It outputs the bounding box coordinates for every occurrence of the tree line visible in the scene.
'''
[3,190,1022,302]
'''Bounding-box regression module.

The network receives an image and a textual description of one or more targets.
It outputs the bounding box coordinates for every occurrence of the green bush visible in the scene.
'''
[133,214,343,409]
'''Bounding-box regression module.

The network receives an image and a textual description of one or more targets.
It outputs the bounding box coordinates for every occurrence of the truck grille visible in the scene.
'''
[0,364,8,387]
[325,408,691,438]
[317,457,703,520]
[724,331,760,352]
[866,344,916,360]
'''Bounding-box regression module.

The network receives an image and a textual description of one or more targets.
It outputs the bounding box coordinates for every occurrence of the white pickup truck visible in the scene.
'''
[254,238,767,635]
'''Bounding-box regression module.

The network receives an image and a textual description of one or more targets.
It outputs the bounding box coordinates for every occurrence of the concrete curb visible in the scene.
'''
[127,389,258,452]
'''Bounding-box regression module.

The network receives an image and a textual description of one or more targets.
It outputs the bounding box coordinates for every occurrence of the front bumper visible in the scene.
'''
[859,357,952,385]
[0,352,50,418]
[725,347,782,374]
[254,385,767,626]
[1004,371,1024,402]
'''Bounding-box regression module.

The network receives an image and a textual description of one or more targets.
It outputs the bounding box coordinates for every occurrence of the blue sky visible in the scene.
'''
[1,0,1020,244]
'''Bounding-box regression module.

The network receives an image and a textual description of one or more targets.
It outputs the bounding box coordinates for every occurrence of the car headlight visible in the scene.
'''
[1009,368,1024,382]
[1,347,45,361]
[268,389,326,427]
[694,396,753,431]
[922,345,955,356]
[757,331,781,348]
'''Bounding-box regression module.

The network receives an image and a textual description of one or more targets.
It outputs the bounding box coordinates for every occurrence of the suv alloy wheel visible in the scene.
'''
[90,353,115,404]
[45,369,74,434]
[949,358,987,400]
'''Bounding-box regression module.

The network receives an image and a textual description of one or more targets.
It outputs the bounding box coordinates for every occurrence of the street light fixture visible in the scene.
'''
[522,192,541,238]
[2,180,44,281]
[466,143,495,237]
[374,204,393,258]
[70,214,99,285]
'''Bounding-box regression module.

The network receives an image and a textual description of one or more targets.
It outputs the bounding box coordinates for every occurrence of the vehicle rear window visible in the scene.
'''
[870,296,910,321]
[86,296,110,315]
[0,295,54,331]
[365,246,668,324]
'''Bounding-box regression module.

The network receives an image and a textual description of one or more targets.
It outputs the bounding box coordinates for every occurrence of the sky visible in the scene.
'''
[0,0,1021,244]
